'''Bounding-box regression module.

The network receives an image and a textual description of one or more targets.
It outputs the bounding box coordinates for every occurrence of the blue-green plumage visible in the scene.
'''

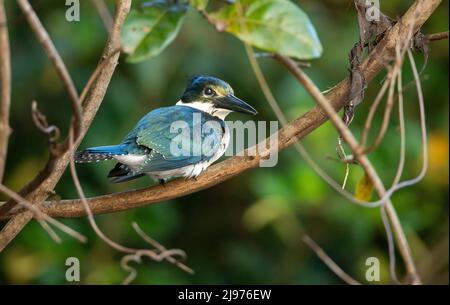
[75,75,256,183]
[118,105,226,170]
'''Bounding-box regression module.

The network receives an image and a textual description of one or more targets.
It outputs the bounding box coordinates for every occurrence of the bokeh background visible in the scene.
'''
[0,0,448,284]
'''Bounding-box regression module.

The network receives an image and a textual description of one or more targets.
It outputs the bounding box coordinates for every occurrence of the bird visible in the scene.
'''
[75,75,257,184]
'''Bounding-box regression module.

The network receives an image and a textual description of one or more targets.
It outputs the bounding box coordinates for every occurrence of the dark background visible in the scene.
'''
[0,0,448,284]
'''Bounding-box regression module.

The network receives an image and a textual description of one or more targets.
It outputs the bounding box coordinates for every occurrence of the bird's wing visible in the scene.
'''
[124,106,225,172]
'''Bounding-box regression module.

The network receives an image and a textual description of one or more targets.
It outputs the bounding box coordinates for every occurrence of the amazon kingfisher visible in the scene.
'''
[75,75,257,184]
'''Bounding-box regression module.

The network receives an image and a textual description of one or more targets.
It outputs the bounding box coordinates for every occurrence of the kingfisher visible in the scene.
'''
[75,75,257,184]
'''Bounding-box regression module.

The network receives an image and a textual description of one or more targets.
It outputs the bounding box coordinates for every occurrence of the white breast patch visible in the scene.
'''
[113,154,147,171]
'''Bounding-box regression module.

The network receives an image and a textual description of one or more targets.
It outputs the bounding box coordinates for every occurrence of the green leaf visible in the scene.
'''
[209,0,322,59]
[355,173,374,201]
[189,0,209,10]
[121,3,187,63]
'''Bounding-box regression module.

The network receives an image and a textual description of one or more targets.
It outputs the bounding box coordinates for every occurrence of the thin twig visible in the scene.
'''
[380,206,399,284]
[91,0,113,33]
[404,49,428,187]
[380,46,407,285]
[302,234,362,285]
[336,137,350,189]
[121,248,186,285]
[16,0,82,137]
[0,0,11,182]
[132,222,194,274]
[0,184,60,243]
[275,53,421,284]
[427,30,449,41]
[363,21,415,154]
[392,49,407,189]
[79,47,121,105]
[364,67,398,154]
[0,184,87,243]
[360,72,391,148]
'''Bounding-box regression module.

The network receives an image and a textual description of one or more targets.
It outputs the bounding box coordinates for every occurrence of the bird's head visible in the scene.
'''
[178,75,257,118]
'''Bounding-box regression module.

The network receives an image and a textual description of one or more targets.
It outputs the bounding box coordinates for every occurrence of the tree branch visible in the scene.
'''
[0,0,11,182]
[302,234,362,285]
[1,0,438,222]
[91,0,113,33]
[271,0,441,284]
[0,0,132,252]
[274,52,422,284]
[16,0,82,137]
[0,4,440,284]
[0,183,87,243]
[427,30,448,41]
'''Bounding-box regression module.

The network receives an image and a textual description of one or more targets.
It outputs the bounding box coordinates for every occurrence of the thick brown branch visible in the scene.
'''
[0,0,11,182]
[0,0,131,252]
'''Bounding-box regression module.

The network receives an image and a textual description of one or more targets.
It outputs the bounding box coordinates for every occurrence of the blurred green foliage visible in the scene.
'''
[0,0,448,284]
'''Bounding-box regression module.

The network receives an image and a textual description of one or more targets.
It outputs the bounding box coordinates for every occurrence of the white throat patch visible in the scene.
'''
[176,100,232,120]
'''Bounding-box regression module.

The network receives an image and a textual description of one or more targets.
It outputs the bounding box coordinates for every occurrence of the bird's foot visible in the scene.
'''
[158,179,166,186]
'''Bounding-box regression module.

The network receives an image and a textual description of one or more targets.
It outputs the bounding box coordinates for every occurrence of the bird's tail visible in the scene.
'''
[75,145,127,163]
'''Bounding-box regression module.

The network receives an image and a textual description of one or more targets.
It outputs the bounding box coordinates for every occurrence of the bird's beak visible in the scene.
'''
[215,95,257,115]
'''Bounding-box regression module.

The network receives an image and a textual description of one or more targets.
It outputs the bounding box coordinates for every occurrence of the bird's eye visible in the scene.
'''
[204,87,215,96]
